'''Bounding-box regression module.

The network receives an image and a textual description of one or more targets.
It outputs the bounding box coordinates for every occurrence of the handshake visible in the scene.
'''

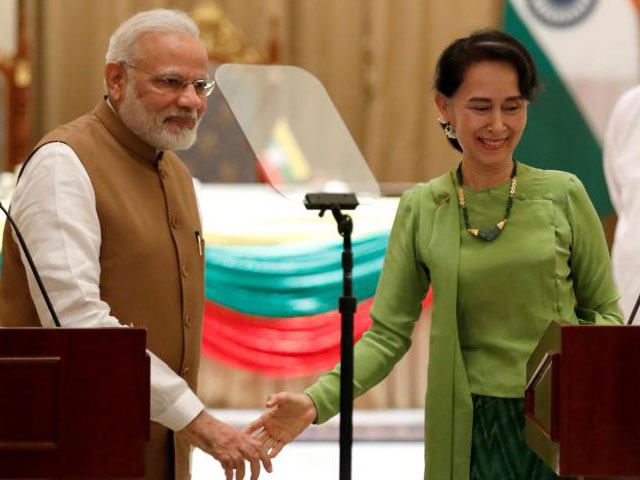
[180,392,317,480]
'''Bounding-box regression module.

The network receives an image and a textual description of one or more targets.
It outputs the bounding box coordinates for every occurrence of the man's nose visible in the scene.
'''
[176,84,204,110]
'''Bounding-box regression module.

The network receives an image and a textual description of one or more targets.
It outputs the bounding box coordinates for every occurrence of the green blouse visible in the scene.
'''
[306,163,622,480]
[458,166,619,396]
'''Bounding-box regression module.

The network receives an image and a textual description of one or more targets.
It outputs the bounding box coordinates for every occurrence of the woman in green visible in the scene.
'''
[245,30,622,480]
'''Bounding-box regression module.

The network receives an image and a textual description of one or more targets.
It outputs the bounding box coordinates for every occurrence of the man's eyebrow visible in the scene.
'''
[154,67,182,75]
[155,68,208,79]
[466,95,525,102]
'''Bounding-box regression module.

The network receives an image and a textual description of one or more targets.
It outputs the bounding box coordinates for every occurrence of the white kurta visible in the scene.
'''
[604,85,640,322]
[11,141,204,431]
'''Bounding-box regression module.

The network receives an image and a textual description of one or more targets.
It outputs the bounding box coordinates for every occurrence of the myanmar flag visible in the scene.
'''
[504,0,640,215]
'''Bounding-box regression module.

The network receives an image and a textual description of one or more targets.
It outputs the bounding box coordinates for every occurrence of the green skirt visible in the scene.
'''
[470,395,576,480]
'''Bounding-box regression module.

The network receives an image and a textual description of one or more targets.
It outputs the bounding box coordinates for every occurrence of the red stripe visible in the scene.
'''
[201,290,433,377]
[202,299,375,377]
[631,0,640,10]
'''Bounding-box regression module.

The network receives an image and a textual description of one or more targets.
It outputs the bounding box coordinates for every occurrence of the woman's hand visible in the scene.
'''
[244,392,318,458]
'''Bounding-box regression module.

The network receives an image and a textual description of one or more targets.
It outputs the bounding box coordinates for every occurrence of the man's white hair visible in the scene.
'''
[105,9,200,64]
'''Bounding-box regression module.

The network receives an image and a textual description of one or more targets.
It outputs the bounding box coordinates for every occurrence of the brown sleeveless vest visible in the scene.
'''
[0,99,205,480]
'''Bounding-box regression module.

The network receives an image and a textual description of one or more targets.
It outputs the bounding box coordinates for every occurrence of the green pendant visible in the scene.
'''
[478,225,501,241]
[469,223,504,241]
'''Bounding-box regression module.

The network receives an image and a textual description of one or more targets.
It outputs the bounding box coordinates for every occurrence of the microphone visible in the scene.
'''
[0,201,61,327]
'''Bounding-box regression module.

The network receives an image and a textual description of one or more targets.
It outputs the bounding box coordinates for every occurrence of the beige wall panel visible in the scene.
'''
[270,0,291,62]
[38,0,129,135]
[288,0,367,145]
[364,0,502,184]
[365,0,433,183]
[0,0,17,55]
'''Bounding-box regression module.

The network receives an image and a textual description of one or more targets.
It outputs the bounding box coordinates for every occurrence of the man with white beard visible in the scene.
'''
[0,9,271,480]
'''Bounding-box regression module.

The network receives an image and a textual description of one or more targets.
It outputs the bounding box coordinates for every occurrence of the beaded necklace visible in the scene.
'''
[456,160,517,241]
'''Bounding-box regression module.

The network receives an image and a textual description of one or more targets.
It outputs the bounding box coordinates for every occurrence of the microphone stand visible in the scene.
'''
[304,192,358,480]
[626,290,640,325]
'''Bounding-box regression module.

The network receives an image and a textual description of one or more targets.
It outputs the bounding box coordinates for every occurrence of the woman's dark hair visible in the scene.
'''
[434,29,539,151]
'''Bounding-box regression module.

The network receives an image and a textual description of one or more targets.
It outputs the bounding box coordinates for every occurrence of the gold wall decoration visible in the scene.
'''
[193,3,264,64]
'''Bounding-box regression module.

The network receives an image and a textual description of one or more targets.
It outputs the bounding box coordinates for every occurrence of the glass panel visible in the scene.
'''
[214,64,379,203]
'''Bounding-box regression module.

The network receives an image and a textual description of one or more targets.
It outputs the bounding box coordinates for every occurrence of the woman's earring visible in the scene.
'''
[444,123,457,140]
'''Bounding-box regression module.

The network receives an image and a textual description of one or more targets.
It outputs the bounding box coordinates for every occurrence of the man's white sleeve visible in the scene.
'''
[11,142,203,431]
[603,92,624,214]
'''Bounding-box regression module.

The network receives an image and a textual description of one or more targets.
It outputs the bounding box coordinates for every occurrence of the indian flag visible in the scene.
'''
[504,0,640,215]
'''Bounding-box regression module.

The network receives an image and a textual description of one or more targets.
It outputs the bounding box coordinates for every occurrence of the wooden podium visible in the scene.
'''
[525,320,640,478]
[0,328,150,478]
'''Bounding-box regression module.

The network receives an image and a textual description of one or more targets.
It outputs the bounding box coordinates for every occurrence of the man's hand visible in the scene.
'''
[179,410,272,480]
[244,392,317,458]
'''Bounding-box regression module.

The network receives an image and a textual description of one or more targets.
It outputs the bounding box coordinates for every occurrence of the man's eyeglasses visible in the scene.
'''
[121,62,215,98]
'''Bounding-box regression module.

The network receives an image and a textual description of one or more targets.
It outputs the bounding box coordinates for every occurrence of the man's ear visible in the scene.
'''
[104,62,127,105]
[435,92,451,125]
